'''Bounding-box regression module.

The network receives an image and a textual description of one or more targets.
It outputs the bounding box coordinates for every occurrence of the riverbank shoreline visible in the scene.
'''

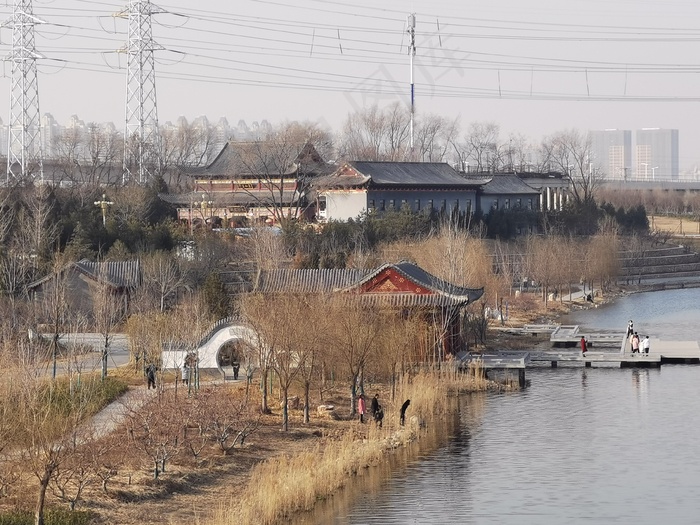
[14,284,687,525]
[211,371,501,525]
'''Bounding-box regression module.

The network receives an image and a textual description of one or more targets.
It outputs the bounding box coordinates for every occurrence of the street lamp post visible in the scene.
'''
[640,163,648,181]
[94,194,114,226]
[200,194,213,227]
[651,166,659,180]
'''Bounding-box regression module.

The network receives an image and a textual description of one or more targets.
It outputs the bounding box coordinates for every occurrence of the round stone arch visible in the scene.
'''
[196,323,259,374]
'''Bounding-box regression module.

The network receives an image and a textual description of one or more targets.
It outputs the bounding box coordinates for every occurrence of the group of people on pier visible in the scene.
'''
[579,320,652,358]
[627,320,650,355]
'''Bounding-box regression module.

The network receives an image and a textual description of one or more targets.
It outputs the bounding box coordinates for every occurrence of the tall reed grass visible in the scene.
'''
[213,367,491,525]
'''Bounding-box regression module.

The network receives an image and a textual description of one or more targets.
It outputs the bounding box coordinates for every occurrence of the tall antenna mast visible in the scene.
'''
[407,13,416,153]
[116,0,163,184]
[3,0,44,184]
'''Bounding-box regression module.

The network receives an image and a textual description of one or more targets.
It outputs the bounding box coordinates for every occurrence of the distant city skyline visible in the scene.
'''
[2,0,700,174]
[590,128,681,182]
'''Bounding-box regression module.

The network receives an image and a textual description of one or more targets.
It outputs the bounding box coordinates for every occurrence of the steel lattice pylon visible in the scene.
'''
[3,0,44,183]
[118,0,163,184]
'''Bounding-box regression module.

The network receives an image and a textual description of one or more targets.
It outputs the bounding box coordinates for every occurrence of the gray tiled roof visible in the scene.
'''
[352,162,472,186]
[472,174,540,195]
[190,141,330,179]
[75,260,142,288]
[256,268,369,293]
[28,259,141,290]
[313,162,481,189]
[255,261,483,306]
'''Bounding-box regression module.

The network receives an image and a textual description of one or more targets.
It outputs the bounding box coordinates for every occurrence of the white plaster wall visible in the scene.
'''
[324,191,367,221]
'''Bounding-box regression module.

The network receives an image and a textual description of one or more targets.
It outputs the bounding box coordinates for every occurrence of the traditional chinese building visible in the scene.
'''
[254,261,483,359]
[311,161,481,222]
[160,141,332,229]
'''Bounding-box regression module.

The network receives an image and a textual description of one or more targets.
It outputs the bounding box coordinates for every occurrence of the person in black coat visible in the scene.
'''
[400,399,411,426]
[146,363,157,390]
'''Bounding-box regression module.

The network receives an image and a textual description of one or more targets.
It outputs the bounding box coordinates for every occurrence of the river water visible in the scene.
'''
[297,288,700,525]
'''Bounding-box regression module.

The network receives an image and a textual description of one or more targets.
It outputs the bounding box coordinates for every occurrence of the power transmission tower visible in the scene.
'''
[3,0,45,184]
[116,0,163,184]
[406,13,416,153]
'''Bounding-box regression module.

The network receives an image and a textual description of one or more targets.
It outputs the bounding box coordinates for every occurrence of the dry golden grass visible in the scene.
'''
[213,370,492,525]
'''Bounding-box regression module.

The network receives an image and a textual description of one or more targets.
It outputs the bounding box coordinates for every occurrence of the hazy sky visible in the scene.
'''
[2,0,700,170]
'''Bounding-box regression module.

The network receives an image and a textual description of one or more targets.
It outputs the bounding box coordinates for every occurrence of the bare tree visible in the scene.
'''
[539,129,602,205]
[51,127,83,184]
[240,293,282,417]
[460,121,501,173]
[586,232,620,293]
[327,297,383,415]
[204,390,262,453]
[14,186,60,274]
[94,265,126,380]
[39,256,71,379]
[296,294,330,423]
[414,113,460,163]
[124,391,182,479]
[82,124,121,186]
[14,354,96,525]
[236,123,327,232]
[159,119,217,185]
[141,251,186,312]
[526,235,558,308]
[338,102,412,161]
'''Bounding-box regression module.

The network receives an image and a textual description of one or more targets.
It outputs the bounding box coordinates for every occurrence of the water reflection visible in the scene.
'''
[293,398,465,525]
[299,289,700,524]
[631,369,650,403]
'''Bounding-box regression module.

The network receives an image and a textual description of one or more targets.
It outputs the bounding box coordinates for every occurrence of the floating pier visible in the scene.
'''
[465,325,700,387]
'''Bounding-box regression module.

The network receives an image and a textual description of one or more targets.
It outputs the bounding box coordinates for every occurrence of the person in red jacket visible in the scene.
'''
[580,336,588,357]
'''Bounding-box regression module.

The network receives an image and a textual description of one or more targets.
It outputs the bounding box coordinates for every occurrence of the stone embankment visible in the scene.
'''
[619,244,700,284]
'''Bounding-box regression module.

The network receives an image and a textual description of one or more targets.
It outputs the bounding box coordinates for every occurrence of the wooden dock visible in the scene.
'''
[462,325,700,389]
[550,325,622,347]
[461,353,528,388]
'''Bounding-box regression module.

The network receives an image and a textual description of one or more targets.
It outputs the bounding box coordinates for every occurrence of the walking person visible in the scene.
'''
[580,336,588,357]
[642,336,650,355]
[181,363,189,386]
[626,320,634,338]
[371,394,384,427]
[371,394,380,416]
[357,394,366,423]
[232,361,240,380]
[146,363,157,390]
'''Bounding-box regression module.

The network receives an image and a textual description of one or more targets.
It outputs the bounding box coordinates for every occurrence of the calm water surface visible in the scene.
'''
[300,288,700,525]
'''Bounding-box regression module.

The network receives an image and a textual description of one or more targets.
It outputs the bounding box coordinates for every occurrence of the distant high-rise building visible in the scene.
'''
[635,128,679,181]
[590,129,632,180]
[40,113,59,158]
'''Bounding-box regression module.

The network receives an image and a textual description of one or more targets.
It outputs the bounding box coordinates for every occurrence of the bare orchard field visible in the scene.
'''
[650,215,700,236]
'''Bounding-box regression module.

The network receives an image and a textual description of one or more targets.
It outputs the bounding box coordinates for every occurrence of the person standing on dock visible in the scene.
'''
[580,336,588,357]
[642,336,650,355]
[627,320,634,338]
[631,332,640,354]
